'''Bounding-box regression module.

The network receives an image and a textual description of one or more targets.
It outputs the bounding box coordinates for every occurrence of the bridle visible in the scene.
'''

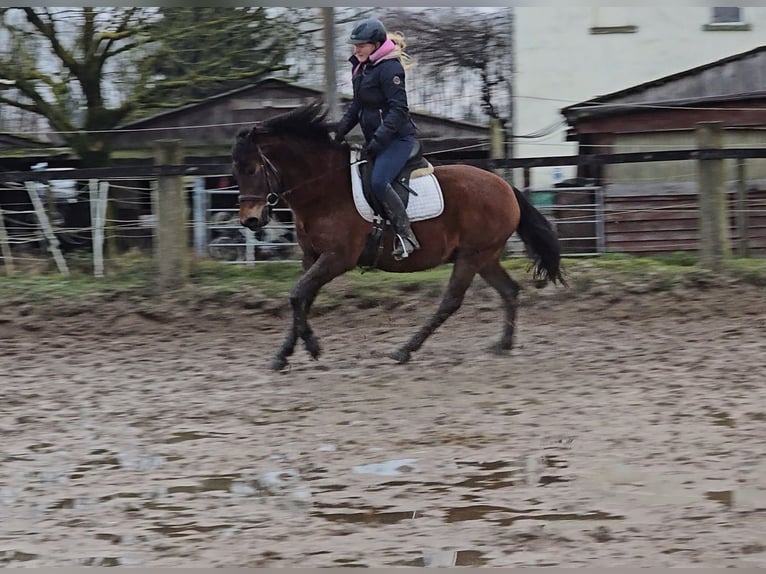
[235,128,369,206]
[236,137,283,207]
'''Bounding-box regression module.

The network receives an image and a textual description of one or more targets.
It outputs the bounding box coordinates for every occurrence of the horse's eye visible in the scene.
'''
[246,167,256,176]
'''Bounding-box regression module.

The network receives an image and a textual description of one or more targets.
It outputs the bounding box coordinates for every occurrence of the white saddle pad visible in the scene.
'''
[350,151,444,223]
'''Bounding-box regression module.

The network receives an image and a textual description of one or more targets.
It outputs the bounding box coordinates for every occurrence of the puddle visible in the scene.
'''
[115,451,165,471]
[27,442,56,453]
[312,503,420,525]
[538,475,571,486]
[259,469,300,489]
[167,474,241,495]
[79,557,121,566]
[352,458,417,476]
[316,484,347,493]
[149,521,231,538]
[49,497,100,510]
[456,456,570,489]
[163,431,230,444]
[499,510,623,525]
[704,407,736,428]
[394,550,488,567]
[455,470,517,489]
[446,504,623,525]
[70,455,121,479]
[705,490,733,509]
[446,504,529,522]
[1,551,38,564]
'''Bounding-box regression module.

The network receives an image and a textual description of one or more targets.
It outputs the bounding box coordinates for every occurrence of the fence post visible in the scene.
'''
[25,181,69,275]
[153,140,189,288]
[192,177,209,257]
[696,122,730,272]
[0,206,14,275]
[89,179,109,277]
[736,159,749,258]
[489,117,506,181]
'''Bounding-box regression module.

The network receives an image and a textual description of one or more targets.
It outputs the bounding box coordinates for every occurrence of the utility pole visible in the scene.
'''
[507,7,516,186]
[322,8,339,122]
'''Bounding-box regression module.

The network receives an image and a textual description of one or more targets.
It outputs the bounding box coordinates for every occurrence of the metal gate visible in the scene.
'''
[506,186,605,257]
[192,180,606,263]
[191,182,299,264]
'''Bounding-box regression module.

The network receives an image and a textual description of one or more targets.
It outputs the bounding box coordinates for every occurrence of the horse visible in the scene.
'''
[232,100,566,371]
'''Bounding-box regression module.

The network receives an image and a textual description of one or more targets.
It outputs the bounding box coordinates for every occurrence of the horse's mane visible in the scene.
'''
[233,100,340,162]
[262,99,333,141]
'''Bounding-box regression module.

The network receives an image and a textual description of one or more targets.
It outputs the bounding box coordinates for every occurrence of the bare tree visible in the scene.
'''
[0,8,305,166]
[381,8,513,126]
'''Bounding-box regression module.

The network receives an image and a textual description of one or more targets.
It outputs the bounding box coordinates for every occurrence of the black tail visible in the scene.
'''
[513,187,567,286]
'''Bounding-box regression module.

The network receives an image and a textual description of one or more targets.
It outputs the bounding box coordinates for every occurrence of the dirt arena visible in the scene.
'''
[1,275,765,567]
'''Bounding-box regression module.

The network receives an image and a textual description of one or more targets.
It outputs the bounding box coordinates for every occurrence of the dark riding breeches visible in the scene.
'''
[369,135,415,199]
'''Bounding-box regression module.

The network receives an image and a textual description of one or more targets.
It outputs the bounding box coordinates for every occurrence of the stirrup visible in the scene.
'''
[393,234,418,260]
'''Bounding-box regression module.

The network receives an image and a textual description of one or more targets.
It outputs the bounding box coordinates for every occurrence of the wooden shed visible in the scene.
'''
[561,45,766,256]
[110,77,490,160]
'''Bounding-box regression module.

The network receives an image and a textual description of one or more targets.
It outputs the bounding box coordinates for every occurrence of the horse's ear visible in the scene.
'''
[249,126,260,141]
[308,98,329,125]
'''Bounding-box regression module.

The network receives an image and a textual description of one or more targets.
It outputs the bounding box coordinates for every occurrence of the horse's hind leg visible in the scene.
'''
[478,260,520,353]
[389,257,477,364]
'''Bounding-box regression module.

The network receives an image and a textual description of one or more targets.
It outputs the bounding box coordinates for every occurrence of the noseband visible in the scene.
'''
[237,139,283,207]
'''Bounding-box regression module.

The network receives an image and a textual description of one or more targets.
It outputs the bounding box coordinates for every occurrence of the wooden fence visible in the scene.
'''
[1,123,765,283]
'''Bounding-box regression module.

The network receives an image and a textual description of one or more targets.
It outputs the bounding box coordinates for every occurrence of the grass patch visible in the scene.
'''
[1,251,765,307]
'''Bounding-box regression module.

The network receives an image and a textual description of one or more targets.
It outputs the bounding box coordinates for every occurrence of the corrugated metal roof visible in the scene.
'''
[563,45,766,122]
[117,76,489,132]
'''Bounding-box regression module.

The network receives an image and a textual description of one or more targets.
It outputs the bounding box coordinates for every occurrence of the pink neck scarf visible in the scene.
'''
[353,38,396,76]
[369,38,396,64]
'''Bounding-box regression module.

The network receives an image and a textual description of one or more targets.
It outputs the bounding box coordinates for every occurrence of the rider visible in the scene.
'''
[333,17,421,259]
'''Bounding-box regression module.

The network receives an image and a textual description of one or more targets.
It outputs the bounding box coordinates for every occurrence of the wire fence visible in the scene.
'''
[1,137,765,274]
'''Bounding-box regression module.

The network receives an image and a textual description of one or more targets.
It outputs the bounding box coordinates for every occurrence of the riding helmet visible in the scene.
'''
[348,17,387,45]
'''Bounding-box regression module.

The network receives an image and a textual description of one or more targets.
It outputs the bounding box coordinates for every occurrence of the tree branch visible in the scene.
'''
[22,8,80,77]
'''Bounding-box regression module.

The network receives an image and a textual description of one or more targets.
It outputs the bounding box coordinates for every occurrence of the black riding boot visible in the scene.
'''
[380,184,420,259]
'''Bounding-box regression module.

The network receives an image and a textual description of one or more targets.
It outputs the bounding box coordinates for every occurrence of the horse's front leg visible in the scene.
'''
[271,252,348,371]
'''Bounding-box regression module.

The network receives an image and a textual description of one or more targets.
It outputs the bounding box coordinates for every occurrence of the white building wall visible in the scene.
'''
[513,6,766,188]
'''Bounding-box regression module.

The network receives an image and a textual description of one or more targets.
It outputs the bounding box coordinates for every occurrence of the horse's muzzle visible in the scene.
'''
[241,216,266,231]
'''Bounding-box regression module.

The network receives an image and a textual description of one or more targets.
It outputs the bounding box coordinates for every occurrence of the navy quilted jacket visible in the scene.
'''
[336,54,417,147]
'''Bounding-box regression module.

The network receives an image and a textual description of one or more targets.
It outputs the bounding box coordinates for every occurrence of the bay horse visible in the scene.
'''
[233,101,565,371]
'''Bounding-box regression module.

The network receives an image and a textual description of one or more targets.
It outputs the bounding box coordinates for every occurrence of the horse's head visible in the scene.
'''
[232,126,282,231]
[233,101,343,231]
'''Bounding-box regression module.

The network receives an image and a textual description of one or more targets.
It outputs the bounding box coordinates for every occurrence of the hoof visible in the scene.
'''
[304,336,321,360]
[487,341,512,355]
[270,355,289,371]
[487,342,512,355]
[388,348,411,364]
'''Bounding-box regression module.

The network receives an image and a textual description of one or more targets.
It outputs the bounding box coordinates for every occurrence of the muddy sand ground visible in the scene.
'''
[1,277,765,567]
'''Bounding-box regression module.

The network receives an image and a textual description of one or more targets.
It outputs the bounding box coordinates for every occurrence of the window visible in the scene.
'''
[589,7,638,35]
[712,7,741,23]
[704,7,750,31]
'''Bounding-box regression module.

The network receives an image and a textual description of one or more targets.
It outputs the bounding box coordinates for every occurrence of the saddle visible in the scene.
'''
[358,141,433,216]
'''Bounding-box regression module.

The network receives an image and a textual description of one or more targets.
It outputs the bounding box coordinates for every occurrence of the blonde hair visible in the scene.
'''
[387,31,415,70]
